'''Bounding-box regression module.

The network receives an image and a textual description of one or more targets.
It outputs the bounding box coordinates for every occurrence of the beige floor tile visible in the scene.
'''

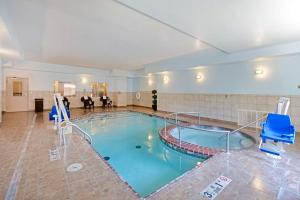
[1,107,300,200]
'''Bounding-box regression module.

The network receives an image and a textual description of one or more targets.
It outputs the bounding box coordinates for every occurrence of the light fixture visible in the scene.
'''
[255,69,264,75]
[81,77,88,84]
[195,39,201,49]
[148,73,152,76]
[163,75,169,84]
[148,79,153,86]
[195,74,203,80]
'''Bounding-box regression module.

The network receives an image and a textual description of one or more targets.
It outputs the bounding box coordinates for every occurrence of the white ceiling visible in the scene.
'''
[118,0,300,53]
[1,0,300,70]
[0,18,20,59]
[0,0,206,69]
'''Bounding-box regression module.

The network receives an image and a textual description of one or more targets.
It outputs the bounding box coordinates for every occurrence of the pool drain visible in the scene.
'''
[104,156,110,161]
[136,145,141,149]
[67,163,82,172]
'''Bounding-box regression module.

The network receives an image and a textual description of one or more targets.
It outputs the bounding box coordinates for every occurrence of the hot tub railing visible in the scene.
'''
[164,112,267,153]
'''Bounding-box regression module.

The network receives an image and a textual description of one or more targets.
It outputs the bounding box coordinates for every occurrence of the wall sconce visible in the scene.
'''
[255,69,264,75]
[194,39,201,49]
[163,75,169,84]
[195,74,203,81]
[148,79,153,86]
[81,77,88,84]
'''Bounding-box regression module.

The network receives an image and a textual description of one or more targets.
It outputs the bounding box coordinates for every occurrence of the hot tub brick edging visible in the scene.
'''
[159,125,221,158]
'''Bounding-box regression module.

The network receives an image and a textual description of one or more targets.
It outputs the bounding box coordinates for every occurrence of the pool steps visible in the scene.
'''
[159,124,220,158]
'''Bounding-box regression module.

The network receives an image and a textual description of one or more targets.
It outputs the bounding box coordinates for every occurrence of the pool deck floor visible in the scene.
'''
[0,106,300,200]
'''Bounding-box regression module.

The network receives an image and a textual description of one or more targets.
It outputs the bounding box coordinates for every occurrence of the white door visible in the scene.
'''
[6,77,29,112]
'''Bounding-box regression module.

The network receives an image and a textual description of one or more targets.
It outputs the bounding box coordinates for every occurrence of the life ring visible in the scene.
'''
[135,92,141,100]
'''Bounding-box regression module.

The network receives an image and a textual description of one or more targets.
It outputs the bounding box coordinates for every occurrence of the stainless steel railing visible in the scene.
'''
[60,121,92,144]
[230,115,267,135]
[164,112,231,152]
[164,112,268,153]
[69,122,92,144]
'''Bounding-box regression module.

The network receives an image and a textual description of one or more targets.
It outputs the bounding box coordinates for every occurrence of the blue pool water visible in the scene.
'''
[75,112,204,197]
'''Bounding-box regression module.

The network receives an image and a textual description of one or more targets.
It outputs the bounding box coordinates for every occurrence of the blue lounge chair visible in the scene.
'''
[259,113,296,156]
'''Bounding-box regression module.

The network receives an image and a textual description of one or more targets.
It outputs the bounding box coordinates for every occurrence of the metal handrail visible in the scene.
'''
[67,122,92,144]
[164,111,228,133]
[164,111,268,153]
[164,111,201,125]
[225,114,267,152]
[164,111,230,152]
[60,120,92,144]
[167,120,230,133]
[54,93,92,145]
[230,115,267,135]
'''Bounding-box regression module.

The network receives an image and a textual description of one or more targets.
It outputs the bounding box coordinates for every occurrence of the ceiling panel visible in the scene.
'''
[1,0,209,69]
[118,0,300,52]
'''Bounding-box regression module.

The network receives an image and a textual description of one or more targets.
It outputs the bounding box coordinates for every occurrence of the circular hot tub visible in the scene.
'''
[160,124,255,158]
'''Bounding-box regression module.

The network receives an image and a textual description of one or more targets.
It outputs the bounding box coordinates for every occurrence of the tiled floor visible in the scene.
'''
[0,107,300,200]
[0,108,138,200]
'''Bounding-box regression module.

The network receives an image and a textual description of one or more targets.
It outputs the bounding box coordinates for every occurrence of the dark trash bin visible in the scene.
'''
[35,98,44,112]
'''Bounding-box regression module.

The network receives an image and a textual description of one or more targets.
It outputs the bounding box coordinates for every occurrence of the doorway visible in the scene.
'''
[6,77,29,112]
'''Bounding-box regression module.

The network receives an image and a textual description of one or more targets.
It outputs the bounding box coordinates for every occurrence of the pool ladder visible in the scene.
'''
[53,93,92,145]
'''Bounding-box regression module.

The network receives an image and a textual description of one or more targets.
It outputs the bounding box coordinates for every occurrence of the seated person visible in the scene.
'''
[81,95,94,110]
[107,97,113,107]
[62,96,70,110]
[100,95,108,108]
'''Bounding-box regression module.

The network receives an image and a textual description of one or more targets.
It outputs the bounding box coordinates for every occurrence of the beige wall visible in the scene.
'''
[2,89,299,131]
[130,91,300,130]
[2,91,131,111]
[130,91,152,107]
[2,61,133,112]
[110,92,128,107]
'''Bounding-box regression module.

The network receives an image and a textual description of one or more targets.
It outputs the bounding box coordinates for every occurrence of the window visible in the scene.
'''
[91,82,107,97]
[63,83,76,96]
[13,80,22,96]
[54,81,76,96]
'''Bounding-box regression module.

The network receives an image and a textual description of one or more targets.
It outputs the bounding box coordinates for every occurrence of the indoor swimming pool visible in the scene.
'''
[74,112,204,197]
[170,125,255,150]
